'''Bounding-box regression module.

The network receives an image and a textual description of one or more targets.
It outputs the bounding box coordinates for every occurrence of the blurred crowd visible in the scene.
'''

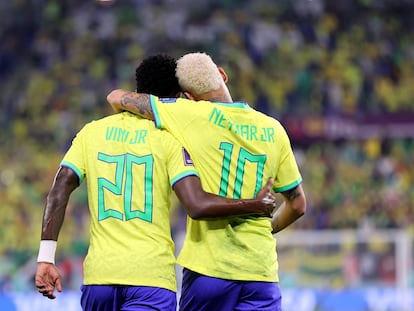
[0,0,414,291]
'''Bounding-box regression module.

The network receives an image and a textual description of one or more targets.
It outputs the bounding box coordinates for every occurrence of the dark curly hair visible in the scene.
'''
[135,53,181,97]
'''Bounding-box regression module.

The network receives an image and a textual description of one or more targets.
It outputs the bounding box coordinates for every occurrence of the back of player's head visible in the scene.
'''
[135,53,181,97]
[176,52,222,96]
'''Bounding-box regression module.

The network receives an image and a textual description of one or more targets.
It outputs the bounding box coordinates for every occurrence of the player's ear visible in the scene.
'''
[218,67,228,83]
[183,91,195,100]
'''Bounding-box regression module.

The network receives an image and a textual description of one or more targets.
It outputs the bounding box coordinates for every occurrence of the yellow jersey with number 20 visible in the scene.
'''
[61,112,198,291]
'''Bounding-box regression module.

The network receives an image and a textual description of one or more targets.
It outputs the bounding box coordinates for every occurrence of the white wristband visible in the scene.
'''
[37,240,57,264]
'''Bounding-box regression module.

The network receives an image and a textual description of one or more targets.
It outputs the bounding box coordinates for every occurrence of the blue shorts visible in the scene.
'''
[80,284,177,311]
[179,269,281,311]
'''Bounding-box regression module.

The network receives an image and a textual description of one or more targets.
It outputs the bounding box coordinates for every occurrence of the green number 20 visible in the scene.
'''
[97,152,154,222]
[218,142,266,199]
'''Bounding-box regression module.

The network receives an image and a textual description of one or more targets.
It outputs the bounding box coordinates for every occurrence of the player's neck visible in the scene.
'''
[200,87,233,103]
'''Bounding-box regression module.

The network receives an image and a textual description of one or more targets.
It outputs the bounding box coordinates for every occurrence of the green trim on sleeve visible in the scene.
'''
[214,101,251,109]
[171,170,199,187]
[273,177,302,193]
[149,95,162,128]
[60,161,84,184]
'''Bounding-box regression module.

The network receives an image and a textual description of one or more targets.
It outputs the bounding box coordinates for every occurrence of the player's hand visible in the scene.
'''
[256,178,276,217]
[107,89,125,113]
[35,262,62,299]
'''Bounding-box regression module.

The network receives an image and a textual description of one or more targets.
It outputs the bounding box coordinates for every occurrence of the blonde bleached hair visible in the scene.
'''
[176,52,222,95]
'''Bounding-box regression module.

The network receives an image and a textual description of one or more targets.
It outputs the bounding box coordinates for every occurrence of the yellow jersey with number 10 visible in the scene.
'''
[150,96,302,282]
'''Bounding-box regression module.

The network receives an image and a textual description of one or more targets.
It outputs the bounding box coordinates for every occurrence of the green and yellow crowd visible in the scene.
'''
[0,0,413,291]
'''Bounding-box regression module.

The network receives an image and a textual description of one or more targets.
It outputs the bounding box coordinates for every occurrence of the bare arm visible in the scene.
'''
[173,176,276,219]
[41,166,80,240]
[271,184,306,233]
[107,89,154,120]
[35,166,79,299]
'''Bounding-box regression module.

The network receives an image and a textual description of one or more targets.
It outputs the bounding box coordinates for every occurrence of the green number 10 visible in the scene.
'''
[97,152,154,222]
[218,142,266,199]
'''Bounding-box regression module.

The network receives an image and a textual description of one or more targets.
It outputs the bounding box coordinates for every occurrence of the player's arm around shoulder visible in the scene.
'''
[173,177,276,219]
[107,89,154,120]
[271,184,306,234]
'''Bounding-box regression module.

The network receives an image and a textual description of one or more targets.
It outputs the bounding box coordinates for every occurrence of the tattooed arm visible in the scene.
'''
[107,89,155,120]
[271,184,306,234]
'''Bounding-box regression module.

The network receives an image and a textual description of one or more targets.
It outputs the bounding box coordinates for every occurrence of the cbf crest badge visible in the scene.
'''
[182,148,194,166]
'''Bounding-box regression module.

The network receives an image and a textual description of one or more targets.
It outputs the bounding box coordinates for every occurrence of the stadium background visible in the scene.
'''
[0,0,413,310]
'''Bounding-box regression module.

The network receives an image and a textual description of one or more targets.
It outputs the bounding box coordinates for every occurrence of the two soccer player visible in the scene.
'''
[35,54,277,311]
[108,52,307,311]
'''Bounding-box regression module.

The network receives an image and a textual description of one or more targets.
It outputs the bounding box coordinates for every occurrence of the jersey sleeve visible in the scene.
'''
[273,124,302,193]
[162,130,199,187]
[149,95,191,130]
[150,95,167,129]
[60,125,87,183]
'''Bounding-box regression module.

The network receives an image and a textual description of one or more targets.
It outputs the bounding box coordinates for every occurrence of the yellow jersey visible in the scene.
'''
[150,96,302,282]
[61,112,198,291]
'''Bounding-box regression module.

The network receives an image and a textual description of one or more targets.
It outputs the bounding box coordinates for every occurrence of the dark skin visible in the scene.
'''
[36,166,276,299]
[107,89,307,234]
